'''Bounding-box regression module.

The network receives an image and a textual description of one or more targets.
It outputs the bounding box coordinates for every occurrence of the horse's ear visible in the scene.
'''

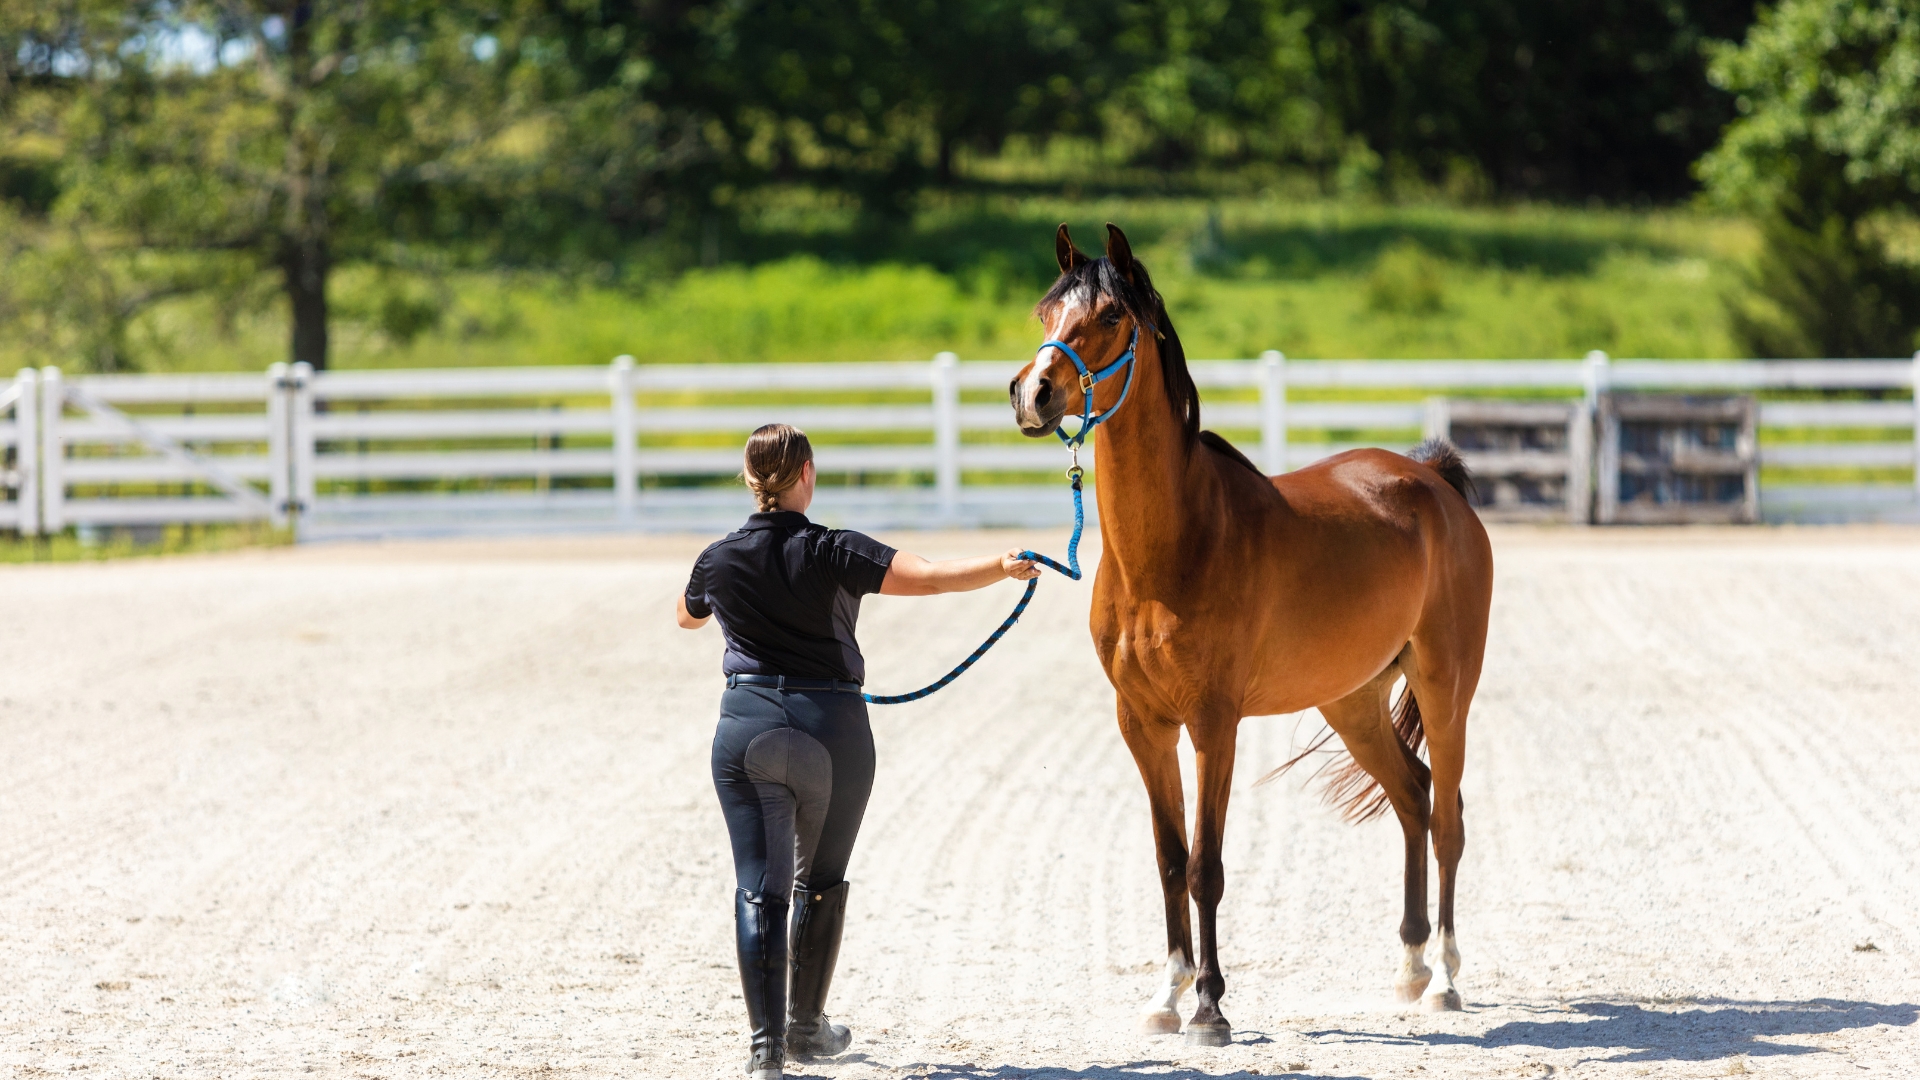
[1055,223,1089,273]
[1104,223,1135,280]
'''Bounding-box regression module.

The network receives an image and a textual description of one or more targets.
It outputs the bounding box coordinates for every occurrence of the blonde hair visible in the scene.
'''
[743,423,813,512]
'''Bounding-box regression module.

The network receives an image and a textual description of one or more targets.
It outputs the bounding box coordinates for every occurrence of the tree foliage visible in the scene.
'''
[1313,0,1756,200]
[1699,0,1920,356]
[4,0,696,369]
[0,0,1789,370]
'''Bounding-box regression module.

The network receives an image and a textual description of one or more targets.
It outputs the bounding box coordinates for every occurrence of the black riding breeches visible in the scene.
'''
[712,685,875,901]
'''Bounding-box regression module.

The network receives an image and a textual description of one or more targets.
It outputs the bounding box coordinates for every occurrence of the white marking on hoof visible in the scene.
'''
[1139,1008,1182,1035]
[1393,941,1432,1002]
[1421,929,1462,1011]
[1138,953,1194,1034]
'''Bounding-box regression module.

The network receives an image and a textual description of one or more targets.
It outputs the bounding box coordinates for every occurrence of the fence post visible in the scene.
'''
[933,351,960,522]
[1566,399,1593,527]
[1586,351,1614,524]
[610,355,638,525]
[39,367,62,534]
[13,369,38,536]
[266,363,290,528]
[1912,350,1919,502]
[1423,397,1450,442]
[1260,350,1287,474]
[289,362,315,529]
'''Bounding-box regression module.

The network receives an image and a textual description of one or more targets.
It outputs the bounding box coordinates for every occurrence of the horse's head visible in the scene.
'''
[1010,223,1159,438]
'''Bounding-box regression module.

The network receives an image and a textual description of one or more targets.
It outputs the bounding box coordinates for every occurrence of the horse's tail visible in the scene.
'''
[1409,437,1475,501]
[1255,681,1431,824]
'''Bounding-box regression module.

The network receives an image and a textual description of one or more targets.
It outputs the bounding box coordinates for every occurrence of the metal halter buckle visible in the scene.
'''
[1079,370,1096,395]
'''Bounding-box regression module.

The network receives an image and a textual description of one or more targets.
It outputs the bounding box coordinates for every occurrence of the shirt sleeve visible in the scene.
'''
[683,552,713,619]
[825,529,897,596]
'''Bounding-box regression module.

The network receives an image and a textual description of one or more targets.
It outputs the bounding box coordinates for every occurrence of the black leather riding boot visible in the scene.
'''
[735,889,788,1079]
[786,881,852,1058]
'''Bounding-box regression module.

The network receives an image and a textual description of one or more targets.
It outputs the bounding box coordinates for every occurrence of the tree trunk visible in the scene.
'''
[283,238,330,370]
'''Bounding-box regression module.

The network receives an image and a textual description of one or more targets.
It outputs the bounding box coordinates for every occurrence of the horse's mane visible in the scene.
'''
[1035,256,1201,444]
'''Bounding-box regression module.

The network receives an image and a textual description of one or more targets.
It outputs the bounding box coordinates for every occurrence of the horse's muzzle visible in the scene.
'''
[1009,371,1065,438]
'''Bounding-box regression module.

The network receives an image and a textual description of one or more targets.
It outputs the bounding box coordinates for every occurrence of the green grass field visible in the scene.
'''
[107,193,1754,374]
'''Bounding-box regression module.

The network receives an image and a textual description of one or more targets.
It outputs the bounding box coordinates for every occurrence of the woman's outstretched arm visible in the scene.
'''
[880,549,1039,596]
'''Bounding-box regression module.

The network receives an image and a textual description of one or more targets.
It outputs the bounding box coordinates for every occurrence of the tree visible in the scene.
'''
[641,0,1103,219]
[49,2,511,370]
[1102,0,1333,173]
[1697,0,1920,356]
[32,1,695,370]
[1307,0,1756,200]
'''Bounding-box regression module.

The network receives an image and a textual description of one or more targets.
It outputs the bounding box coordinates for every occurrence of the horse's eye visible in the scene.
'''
[1100,308,1123,326]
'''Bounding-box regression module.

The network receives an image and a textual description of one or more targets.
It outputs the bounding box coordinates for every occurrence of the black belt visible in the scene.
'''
[726,674,863,694]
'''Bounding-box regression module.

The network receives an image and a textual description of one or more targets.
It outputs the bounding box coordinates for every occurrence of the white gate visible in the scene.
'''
[33,366,288,533]
[1,369,38,535]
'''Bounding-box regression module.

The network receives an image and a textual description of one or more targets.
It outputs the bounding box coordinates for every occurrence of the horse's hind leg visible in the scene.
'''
[1405,622,1489,1006]
[1116,700,1194,1035]
[1316,667,1435,1004]
[1412,674,1472,1011]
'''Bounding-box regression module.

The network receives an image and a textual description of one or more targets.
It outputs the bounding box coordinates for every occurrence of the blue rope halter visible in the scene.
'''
[1044,323,1140,449]
[862,323,1140,704]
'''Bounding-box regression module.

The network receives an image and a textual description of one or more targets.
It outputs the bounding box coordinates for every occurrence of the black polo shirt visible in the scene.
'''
[684,511,898,684]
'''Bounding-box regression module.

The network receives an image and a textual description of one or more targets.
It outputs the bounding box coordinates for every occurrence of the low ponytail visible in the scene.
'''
[743,423,813,512]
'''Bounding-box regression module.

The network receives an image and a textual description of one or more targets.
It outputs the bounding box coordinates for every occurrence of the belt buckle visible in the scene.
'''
[776,675,786,690]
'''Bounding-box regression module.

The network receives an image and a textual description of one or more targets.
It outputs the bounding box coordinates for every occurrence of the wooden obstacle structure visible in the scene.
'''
[1423,398,1592,522]
[1597,394,1759,524]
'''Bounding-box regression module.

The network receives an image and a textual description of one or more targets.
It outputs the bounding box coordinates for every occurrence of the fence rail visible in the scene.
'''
[3,351,1917,540]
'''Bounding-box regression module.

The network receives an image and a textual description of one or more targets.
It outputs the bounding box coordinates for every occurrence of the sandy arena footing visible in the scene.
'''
[0,525,1915,1078]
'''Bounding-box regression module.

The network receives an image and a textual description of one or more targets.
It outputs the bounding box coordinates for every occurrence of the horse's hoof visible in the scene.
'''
[1393,976,1431,1003]
[1184,1020,1232,1047]
[1423,989,1464,1012]
[1139,1009,1183,1035]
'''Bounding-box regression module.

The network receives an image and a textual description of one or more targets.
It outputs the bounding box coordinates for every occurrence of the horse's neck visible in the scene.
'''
[1092,353,1200,571]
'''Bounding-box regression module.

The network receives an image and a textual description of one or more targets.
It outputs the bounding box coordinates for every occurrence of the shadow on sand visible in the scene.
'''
[1307,996,1917,1064]
[791,1064,1357,1080]
[791,998,1914,1079]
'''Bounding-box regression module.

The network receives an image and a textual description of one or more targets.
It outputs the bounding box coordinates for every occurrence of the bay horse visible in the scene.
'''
[1008,224,1493,1045]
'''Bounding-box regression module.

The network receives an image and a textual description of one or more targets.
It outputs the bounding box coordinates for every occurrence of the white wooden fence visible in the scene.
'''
[2,352,1917,539]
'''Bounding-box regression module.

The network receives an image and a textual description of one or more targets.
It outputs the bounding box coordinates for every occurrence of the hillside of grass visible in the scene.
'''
[101,194,1754,374]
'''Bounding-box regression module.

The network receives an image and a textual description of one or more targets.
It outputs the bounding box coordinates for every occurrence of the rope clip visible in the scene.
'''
[1067,443,1083,481]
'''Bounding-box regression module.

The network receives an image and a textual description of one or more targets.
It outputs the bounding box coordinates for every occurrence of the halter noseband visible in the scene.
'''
[1036,322,1143,449]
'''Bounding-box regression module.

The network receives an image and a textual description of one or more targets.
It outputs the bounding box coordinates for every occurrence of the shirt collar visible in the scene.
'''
[741,510,811,531]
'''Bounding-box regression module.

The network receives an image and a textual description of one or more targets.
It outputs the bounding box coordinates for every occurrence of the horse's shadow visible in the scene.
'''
[792,998,1915,1079]
[1308,996,1917,1063]
[791,1065,1356,1080]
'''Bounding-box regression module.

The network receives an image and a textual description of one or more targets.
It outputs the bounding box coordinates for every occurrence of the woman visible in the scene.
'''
[676,423,1039,1080]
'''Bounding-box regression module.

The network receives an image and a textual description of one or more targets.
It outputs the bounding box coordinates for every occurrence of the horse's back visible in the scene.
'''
[1268,447,1492,602]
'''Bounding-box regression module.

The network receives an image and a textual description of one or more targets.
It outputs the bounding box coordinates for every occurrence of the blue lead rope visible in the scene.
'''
[862,318,1144,705]
[863,469,1087,705]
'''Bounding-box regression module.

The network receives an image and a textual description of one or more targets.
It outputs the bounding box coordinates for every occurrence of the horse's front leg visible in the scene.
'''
[1117,699,1193,1035]
[1184,715,1238,1046]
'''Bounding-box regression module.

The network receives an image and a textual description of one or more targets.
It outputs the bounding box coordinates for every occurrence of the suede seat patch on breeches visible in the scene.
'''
[743,727,834,895]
